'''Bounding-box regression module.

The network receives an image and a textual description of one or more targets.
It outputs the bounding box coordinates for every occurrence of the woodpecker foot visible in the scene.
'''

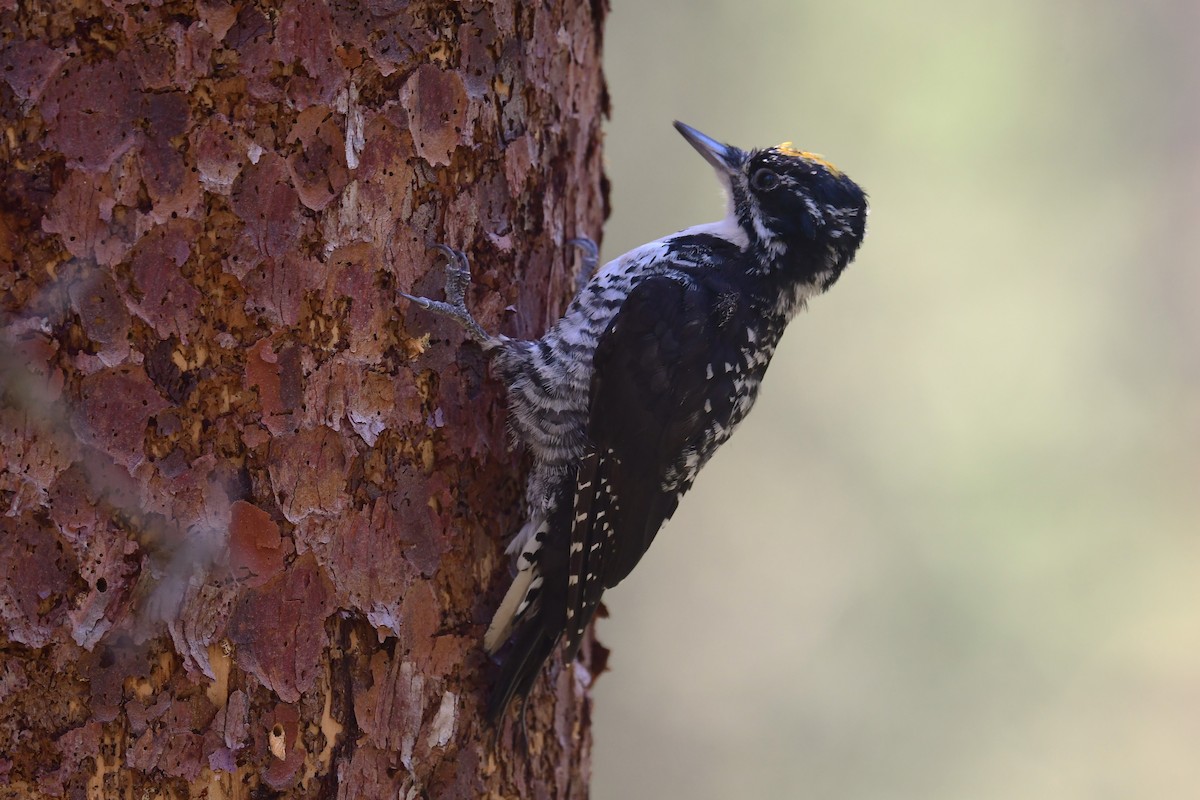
[401,244,498,346]
[567,237,600,292]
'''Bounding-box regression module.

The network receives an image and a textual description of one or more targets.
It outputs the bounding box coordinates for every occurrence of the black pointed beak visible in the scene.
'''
[674,121,746,174]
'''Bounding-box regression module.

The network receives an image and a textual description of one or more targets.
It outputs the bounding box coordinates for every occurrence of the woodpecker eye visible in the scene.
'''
[751,169,780,192]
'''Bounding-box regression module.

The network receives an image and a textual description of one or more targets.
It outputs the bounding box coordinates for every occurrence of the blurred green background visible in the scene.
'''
[591,2,1200,798]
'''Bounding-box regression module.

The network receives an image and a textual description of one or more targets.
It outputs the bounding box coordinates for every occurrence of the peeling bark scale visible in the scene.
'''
[0,0,610,797]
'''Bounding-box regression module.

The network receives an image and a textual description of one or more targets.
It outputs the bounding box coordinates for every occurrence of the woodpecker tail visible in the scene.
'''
[486,614,560,723]
[486,481,573,722]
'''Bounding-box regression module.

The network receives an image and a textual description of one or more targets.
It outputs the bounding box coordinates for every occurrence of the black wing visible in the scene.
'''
[562,271,752,653]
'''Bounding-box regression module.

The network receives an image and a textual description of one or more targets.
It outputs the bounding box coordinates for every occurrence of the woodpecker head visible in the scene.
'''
[674,121,867,287]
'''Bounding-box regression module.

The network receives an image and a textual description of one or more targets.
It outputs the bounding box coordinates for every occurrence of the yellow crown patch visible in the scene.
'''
[776,142,842,176]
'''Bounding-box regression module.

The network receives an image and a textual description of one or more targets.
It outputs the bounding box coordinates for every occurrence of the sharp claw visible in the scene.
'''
[433,243,471,276]
[568,237,600,291]
[399,292,431,309]
[402,244,498,347]
[567,237,599,263]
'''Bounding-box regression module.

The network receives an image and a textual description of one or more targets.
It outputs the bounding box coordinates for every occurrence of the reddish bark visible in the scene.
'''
[0,0,609,796]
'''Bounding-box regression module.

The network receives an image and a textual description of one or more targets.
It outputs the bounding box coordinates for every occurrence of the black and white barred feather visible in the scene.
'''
[404,122,868,721]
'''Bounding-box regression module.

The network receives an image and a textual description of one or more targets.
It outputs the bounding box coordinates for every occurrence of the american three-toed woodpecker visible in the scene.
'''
[402,121,868,720]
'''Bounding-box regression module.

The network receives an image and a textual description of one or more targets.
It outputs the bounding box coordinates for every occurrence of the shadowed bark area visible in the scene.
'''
[0,0,609,797]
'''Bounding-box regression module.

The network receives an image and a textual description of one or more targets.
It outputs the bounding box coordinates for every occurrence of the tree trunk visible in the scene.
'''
[0,0,609,797]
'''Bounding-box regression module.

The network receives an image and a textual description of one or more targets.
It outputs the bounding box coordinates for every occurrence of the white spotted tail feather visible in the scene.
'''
[481,448,619,720]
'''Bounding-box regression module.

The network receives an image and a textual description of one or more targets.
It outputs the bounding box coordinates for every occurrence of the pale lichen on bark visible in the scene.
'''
[0,0,610,796]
